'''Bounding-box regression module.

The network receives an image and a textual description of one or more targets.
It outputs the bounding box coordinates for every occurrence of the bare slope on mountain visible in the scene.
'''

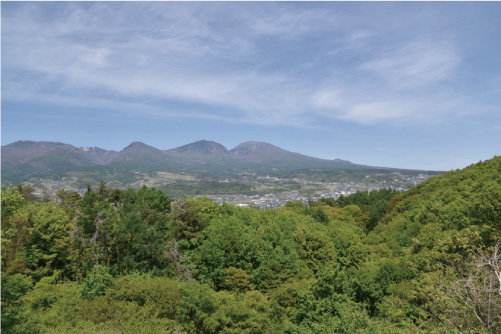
[80,146,119,165]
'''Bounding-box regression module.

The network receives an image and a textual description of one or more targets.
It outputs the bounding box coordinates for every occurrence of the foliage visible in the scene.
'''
[1,186,26,217]
[78,265,113,299]
[1,273,33,331]
[1,157,500,333]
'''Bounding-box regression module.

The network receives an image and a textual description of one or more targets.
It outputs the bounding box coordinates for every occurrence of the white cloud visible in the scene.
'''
[310,84,466,126]
[360,40,460,88]
[247,8,337,38]
[308,39,468,125]
[1,2,482,129]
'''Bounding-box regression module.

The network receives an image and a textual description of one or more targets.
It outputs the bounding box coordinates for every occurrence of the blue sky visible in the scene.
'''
[2,2,500,171]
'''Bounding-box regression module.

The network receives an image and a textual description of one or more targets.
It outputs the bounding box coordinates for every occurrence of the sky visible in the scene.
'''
[2,1,500,171]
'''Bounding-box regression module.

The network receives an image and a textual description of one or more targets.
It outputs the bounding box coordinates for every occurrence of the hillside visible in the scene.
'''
[231,141,317,163]
[80,146,119,165]
[1,140,432,189]
[163,140,252,175]
[169,140,231,155]
[1,141,97,167]
[1,156,499,333]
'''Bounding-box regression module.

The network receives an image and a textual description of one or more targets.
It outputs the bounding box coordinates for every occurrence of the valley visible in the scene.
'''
[23,168,433,208]
[1,140,439,205]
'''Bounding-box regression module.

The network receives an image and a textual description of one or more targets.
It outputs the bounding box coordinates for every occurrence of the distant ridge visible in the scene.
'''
[2,141,75,164]
[3,139,353,168]
[1,139,423,186]
[169,140,230,155]
[113,142,167,163]
[80,146,118,165]
[230,141,305,163]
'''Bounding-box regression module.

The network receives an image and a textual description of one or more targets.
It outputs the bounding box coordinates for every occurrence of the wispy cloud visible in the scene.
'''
[0,2,490,129]
[309,38,470,125]
[360,40,460,88]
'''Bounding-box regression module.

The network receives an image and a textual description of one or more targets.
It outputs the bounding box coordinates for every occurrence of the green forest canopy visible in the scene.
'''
[1,156,500,333]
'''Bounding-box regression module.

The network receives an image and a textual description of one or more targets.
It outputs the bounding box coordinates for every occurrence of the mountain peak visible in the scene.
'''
[172,140,229,155]
[234,141,276,148]
[113,142,166,163]
[7,140,66,147]
[231,141,285,154]
[230,141,298,163]
[2,140,72,164]
[122,141,156,152]
[2,139,357,184]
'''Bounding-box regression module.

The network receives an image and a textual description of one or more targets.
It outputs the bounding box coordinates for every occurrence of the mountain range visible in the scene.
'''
[1,140,420,187]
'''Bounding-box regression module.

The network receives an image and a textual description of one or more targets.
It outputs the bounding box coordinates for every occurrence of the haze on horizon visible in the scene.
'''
[2,2,500,171]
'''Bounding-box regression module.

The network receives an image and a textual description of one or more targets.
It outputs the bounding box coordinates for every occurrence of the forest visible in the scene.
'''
[1,156,500,333]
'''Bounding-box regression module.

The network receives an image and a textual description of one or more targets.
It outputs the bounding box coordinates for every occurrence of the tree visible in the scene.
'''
[171,198,213,241]
[16,183,40,203]
[293,223,337,273]
[1,209,31,274]
[115,187,171,274]
[418,241,501,332]
[1,187,26,218]
[56,189,81,209]
[23,203,73,280]
[1,273,33,331]
[448,242,501,330]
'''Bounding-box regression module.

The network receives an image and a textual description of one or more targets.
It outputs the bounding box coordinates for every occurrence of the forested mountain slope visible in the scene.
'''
[2,140,424,187]
[1,157,499,333]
